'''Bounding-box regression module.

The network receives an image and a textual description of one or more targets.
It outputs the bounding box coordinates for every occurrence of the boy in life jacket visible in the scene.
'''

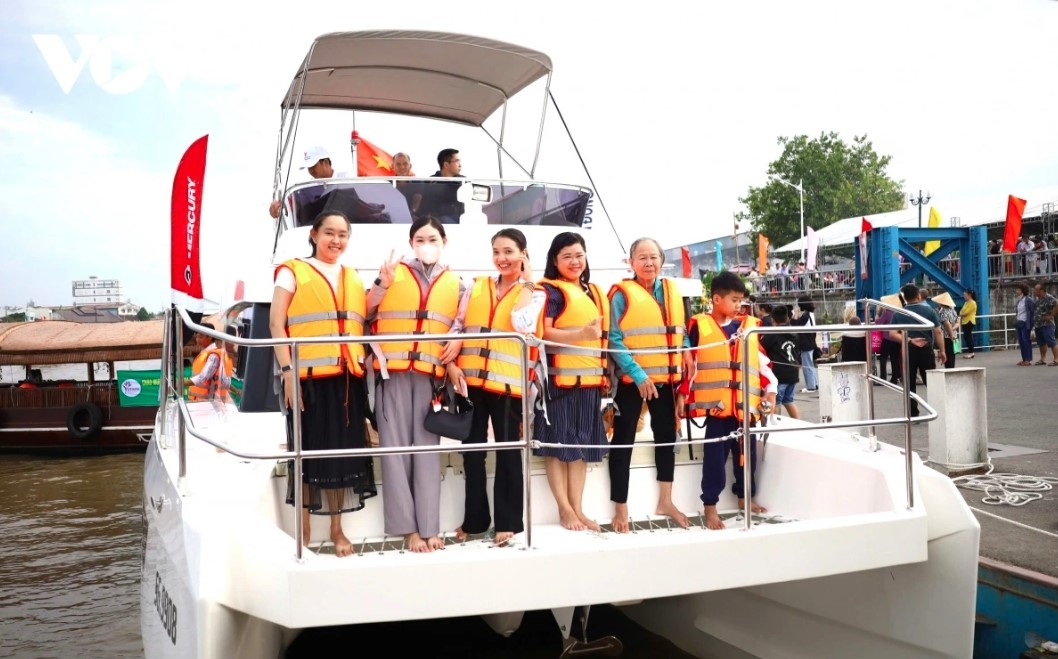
[680,272,777,530]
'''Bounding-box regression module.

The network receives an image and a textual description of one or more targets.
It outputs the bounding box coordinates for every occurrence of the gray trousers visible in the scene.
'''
[376,371,441,538]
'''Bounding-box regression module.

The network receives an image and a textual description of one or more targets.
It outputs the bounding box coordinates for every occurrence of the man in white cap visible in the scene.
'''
[269,146,348,219]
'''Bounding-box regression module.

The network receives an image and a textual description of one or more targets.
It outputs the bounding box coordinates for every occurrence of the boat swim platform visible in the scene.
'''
[149,400,968,631]
[796,348,1058,581]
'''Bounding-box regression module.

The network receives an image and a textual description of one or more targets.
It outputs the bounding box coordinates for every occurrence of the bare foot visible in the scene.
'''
[494,531,514,546]
[656,500,689,528]
[426,535,445,551]
[454,526,468,542]
[704,505,725,530]
[611,503,630,533]
[406,532,429,553]
[575,510,602,532]
[738,498,767,514]
[559,507,586,531]
[331,530,354,557]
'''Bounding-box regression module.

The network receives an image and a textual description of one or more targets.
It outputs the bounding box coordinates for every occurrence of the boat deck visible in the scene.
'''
[150,399,948,630]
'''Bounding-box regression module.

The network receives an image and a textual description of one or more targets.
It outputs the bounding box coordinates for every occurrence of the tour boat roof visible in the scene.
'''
[280,30,553,126]
[0,320,167,365]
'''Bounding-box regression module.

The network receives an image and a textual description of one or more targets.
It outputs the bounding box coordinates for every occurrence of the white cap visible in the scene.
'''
[299,146,330,169]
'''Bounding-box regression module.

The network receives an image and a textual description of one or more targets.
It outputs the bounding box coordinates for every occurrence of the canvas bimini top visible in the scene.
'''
[280,30,554,126]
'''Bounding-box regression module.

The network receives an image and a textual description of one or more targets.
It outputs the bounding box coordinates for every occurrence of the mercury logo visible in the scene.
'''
[32,35,186,95]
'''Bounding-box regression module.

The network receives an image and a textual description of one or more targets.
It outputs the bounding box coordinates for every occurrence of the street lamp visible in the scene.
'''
[769,174,805,263]
[910,189,931,228]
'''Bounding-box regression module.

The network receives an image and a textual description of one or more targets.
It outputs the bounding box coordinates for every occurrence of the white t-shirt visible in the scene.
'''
[274,257,343,294]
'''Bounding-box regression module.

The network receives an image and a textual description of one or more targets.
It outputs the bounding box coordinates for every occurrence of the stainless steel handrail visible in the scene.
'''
[738,298,939,529]
[168,306,535,560]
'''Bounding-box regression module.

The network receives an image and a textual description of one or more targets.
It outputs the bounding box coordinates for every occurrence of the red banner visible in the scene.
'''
[1003,195,1027,253]
[757,235,769,273]
[681,246,692,278]
[171,135,208,309]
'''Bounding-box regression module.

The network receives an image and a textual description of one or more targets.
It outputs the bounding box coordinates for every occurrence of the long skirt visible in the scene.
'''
[285,373,377,515]
[533,386,606,463]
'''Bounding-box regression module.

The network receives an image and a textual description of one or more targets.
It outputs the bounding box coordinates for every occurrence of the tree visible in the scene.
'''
[136,307,151,321]
[739,132,906,250]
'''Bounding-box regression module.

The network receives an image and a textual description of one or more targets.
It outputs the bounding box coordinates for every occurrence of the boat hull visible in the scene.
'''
[139,401,980,659]
[0,405,154,453]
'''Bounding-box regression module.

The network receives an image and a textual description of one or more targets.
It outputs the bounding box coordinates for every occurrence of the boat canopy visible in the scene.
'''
[280,30,553,126]
[0,320,167,365]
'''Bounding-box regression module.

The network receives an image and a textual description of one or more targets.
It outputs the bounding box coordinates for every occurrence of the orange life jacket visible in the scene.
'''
[279,259,366,379]
[188,346,233,401]
[456,276,539,397]
[687,313,762,421]
[541,278,609,388]
[372,263,460,378]
[608,278,685,385]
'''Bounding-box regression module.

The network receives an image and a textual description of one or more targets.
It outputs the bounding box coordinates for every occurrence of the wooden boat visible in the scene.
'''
[0,320,193,453]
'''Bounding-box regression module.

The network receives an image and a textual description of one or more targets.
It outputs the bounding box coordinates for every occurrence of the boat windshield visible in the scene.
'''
[285,179,591,229]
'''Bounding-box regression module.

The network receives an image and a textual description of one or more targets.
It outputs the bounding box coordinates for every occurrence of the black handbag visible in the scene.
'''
[423,379,474,441]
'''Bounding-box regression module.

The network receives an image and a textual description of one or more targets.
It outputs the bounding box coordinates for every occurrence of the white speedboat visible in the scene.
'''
[141,31,979,659]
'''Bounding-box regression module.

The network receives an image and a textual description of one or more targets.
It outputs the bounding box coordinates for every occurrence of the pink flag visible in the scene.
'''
[806,226,818,270]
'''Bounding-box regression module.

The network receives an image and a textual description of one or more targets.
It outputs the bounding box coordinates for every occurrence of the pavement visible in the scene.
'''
[792,348,1058,578]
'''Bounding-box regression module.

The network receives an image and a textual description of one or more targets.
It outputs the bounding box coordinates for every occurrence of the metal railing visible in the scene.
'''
[164,306,535,561]
[738,298,939,527]
[161,298,939,552]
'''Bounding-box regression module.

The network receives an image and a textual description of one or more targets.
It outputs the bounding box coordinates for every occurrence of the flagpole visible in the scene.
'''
[768,174,806,263]
[350,130,360,178]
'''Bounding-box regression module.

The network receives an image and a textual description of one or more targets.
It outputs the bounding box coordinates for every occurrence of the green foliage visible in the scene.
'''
[739,132,906,249]
[136,307,151,321]
[2,312,27,323]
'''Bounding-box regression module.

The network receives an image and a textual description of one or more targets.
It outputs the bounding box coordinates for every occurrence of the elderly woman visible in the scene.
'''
[606,237,694,533]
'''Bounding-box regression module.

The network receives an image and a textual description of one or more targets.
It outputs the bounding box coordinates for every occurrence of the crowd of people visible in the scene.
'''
[250,212,798,555]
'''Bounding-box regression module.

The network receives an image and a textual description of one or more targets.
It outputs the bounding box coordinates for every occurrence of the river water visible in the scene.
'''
[0,451,694,659]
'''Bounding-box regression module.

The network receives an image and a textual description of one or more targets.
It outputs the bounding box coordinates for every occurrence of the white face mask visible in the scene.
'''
[415,243,442,265]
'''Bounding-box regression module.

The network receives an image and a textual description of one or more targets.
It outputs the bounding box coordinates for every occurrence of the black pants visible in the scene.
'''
[962,322,976,354]
[461,388,524,534]
[942,337,956,369]
[906,344,936,415]
[879,340,902,382]
[608,382,677,504]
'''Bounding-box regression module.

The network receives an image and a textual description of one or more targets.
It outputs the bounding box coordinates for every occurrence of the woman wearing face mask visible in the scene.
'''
[446,228,541,546]
[368,216,466,553]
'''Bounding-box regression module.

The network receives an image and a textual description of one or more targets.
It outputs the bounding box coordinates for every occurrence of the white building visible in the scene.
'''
[72,276,124,305]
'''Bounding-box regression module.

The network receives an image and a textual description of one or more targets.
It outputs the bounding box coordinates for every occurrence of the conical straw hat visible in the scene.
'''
[931,292,956,308]
[880,293,904,308]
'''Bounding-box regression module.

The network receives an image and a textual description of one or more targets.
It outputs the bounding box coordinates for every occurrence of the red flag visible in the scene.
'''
[1003,195,1027,252]
[171,135,208,311]
[861,217,873,233]
[352,131,396,176]
[681,246,692,278]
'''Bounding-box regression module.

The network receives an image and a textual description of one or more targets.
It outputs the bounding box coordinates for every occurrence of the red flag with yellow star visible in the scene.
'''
[352,132,397,176]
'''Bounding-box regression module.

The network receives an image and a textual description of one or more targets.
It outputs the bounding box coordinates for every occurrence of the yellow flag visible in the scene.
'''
[924,206,942,256]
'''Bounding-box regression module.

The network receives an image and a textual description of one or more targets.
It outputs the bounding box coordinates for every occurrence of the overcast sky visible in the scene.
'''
[2,0,1056,310]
